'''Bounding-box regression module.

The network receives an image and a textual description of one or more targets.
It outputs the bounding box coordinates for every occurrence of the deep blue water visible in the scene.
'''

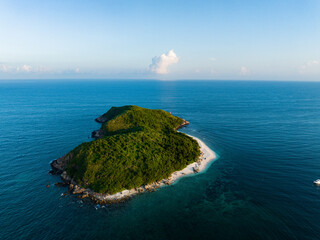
[1,80,320,239]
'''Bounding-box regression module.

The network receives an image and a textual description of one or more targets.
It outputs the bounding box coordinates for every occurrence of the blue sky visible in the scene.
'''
[0,0,319,80]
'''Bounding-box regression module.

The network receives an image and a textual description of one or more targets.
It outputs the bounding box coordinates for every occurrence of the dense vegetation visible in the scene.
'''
[66,105,200,194]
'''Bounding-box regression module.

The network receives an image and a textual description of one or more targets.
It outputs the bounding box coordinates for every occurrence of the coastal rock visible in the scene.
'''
[91,129,104,139]
[77,191,89,199]
[137,187,144,193]
[175,119,190,130]
[72,185,85,194]
[163,179,172,185]
[50,153,74,175]
[61,171,71,183]
[95,115,108,123]
[193,165,200,173]
[69,184,74,192]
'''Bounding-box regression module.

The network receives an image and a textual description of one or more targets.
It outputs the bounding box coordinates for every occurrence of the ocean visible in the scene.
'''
[0,80,320,239]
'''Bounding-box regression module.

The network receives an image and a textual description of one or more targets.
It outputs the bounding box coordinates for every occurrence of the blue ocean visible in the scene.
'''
[1,80,320,239]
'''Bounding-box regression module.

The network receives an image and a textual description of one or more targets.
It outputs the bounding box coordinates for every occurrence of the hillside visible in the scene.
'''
[52,105,200,194]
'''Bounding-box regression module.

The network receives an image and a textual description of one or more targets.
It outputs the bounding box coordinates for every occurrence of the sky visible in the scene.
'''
[0,0,319,81]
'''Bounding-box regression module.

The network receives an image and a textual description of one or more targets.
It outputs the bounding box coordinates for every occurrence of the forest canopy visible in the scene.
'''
[66,105,200,194]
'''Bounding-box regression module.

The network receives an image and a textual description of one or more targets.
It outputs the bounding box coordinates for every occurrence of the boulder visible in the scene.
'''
[72,185,85,194]
[50,153,73,175]
[60,171,72,184]
[91,129,104,139]
[95,115,108,123]
[193,165,200,173]
[69,184,74,192]
[77,191,89,199]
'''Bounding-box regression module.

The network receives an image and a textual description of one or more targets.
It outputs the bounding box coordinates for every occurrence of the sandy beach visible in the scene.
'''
[89,133,218,203]
[170,134,217,181]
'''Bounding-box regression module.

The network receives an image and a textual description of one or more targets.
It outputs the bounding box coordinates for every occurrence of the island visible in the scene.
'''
[50,105,216,203]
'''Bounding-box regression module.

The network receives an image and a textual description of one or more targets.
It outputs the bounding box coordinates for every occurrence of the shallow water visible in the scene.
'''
[1,80,320,239]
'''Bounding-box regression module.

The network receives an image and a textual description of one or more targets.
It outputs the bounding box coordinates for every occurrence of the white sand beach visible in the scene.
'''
[169,134,217,181]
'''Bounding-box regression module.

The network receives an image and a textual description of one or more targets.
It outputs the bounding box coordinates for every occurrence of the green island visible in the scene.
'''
[51,105,200,196]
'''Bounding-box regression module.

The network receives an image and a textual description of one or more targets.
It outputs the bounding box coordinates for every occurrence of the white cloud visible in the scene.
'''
[240,66,250,75]
[299,60,320,75]
[22,64,32,72]
[0,63,52,74]
[0,63,81,75]
[149,50,179,74]
[210,57,216,61]
[0,64,8,72]
[16,64,33,72]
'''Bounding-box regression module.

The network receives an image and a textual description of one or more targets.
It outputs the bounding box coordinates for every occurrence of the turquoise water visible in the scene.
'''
[1,80,320,239]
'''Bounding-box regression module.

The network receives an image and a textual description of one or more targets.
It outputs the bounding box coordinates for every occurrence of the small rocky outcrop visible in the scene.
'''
[61,171,72,183]
[162,178,173,185]
[68,183,74,192]
[91,129,104,139]
[77,191,89,199]
[72,185,85,194]
[175,119,190,130]
[50,153,73,175]
[193,165,200,173]
[95,115,108,123]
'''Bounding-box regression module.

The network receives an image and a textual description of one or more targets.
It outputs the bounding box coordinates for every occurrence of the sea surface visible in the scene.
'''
[1,80,320,239]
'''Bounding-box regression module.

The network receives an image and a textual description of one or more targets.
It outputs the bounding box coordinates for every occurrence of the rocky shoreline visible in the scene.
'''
[50,163,182,204]
[49,115,216,204]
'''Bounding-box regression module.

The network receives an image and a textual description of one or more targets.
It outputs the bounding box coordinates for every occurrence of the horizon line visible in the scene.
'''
[0,78,320,83]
